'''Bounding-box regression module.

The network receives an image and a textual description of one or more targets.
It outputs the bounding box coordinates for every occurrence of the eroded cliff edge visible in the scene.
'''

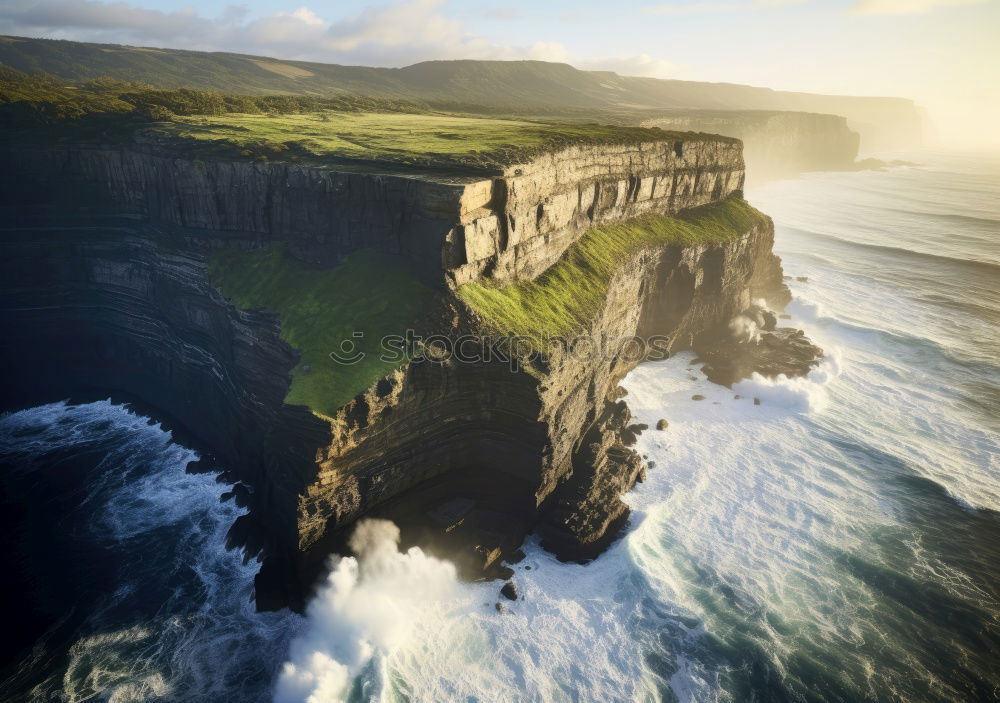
[0,132,817,610]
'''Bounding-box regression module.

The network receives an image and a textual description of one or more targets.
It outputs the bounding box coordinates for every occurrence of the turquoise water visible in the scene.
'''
[1,151,997,702]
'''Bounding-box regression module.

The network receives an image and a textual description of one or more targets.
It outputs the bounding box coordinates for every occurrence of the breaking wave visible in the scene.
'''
[275,520,461,703]
[2,149,998,702]
[0,400,297,702]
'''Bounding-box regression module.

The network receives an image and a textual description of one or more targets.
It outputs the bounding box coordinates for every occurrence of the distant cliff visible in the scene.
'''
[641,110,860,183]
[0,132,817,611]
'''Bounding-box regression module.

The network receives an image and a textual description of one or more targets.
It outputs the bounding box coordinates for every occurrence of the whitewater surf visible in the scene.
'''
[2,150,997,702]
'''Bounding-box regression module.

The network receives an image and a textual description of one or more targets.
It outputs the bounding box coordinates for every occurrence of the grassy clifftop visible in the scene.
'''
[0,62,711,175]
[155,111,698,174]
[458,198,767,348]
[207,200,764,418]
[209,247,434,418]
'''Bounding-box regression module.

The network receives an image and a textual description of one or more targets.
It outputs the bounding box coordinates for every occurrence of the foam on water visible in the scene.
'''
[275,520,463,702]
[2,150,998,702]
[0,400,298,702]
[358,151,999,700]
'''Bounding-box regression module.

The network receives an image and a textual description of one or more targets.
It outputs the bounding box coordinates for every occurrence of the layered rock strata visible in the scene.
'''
[267,206,796,600]
[1,136,743,284]
[0,137,808,611]
[0,211,330,573]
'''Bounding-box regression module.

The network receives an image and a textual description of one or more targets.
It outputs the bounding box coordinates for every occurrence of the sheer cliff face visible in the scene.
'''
[0,138,787,610]
[0,215,330,561]
[448,139,744,283]
[298,215,789,586]
[642,111,860,183]
[3,137,743,285]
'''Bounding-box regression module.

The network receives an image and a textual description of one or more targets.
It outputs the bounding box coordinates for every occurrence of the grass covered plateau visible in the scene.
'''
[209,247,435,418]
[458,198,766,348]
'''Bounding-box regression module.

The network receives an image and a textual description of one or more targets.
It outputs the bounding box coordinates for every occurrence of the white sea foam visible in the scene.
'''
[0,400,297,703]
[275,520,462,703]
[732,352,842,414]
[4,151,998,701]
[729,315,761,344]
[271,348,853,702]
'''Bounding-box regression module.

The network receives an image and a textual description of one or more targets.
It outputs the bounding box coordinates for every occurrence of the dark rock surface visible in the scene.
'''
[1,137,745,287]
[695,304,824,386]
[0,140,815,611]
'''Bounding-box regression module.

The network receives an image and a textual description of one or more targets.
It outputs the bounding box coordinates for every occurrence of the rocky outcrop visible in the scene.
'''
[1,135,743,285]
[694,302,823,385]
[447,139,744,283]
[641,111,860,183]
[289,210,793,595]
[0,137,805,611]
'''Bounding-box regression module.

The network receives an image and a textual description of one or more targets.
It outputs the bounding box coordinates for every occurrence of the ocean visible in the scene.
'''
[1,150,997,702]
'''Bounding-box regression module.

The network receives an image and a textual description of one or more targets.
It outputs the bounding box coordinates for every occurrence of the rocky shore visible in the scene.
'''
[0,134,820,611]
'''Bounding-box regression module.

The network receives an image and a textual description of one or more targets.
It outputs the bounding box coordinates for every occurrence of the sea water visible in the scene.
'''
[1,150,997,702]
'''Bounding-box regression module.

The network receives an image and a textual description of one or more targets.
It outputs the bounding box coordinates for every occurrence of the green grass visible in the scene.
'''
[154,111,700,174]
[208,247,435,418]
[458,198,767,348]
[0,62,708,170]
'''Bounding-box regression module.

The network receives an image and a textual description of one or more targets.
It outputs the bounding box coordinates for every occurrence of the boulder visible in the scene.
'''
[500,581,518,601]
[507,548,527,564]
[761,309,778,331]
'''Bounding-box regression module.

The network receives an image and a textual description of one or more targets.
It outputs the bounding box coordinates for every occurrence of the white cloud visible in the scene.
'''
[851,0,991,13]
[643,2,739,14]
[0,0,681,80]
[523,40,573,62]
[483,7,521,20]
[285,7,324,27]
[582,53,682,79]
[0,0,535,64]
[642,0,804,15]
[0,0,244,46]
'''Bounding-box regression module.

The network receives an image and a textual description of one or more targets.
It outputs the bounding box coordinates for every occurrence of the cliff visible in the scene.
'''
[640,110,861,184]
[281,197,792,585]
[1,134,742,285]
[0,134,816,610]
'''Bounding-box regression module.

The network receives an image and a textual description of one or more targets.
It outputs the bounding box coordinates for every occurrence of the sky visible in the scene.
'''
[1,0,998,145]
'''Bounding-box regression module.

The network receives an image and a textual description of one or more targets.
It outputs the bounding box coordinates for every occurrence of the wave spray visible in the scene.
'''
[275,520,460,702]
